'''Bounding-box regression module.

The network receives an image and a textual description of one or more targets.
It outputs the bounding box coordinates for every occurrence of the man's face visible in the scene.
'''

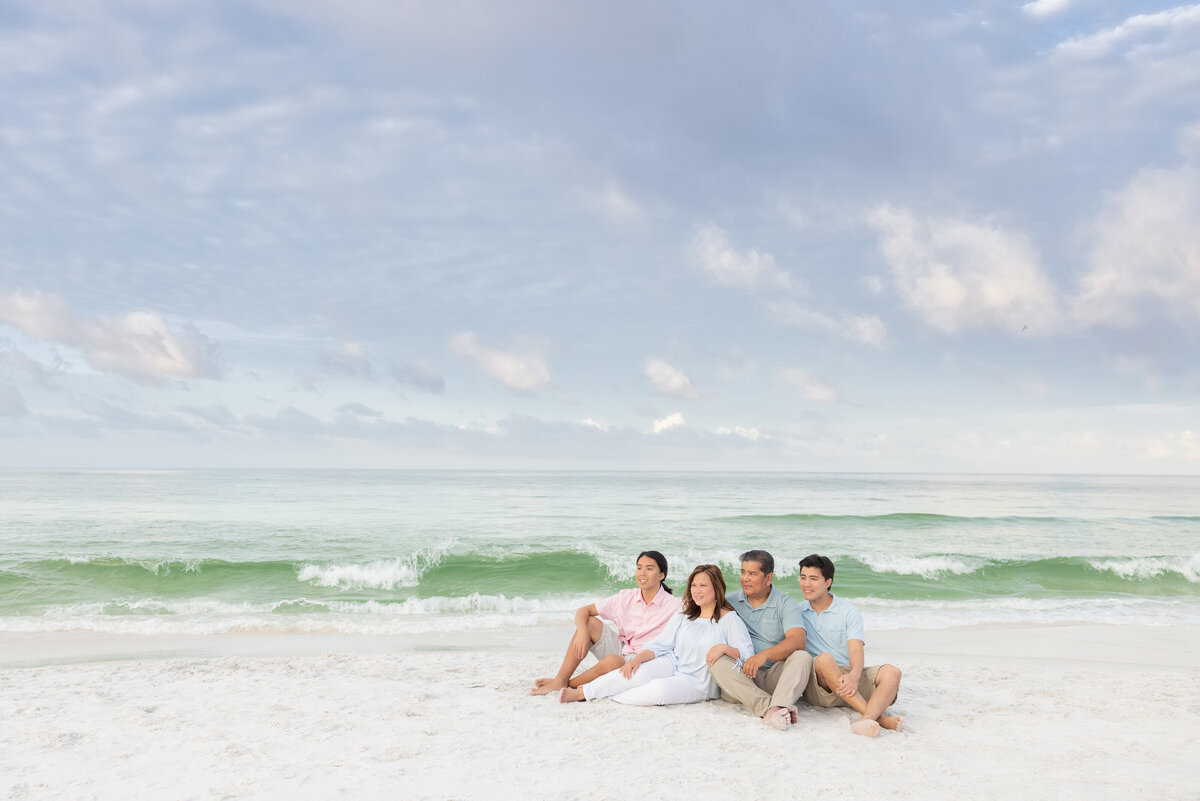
[798,567,832,602]
[739,560,771,597]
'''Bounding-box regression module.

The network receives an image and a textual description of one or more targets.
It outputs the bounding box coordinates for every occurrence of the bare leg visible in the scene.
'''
[812,654,902,734]
[567,654,624,688]
[530,617,605,695]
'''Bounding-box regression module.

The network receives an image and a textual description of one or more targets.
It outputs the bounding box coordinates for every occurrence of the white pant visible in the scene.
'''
[582,658,711,706]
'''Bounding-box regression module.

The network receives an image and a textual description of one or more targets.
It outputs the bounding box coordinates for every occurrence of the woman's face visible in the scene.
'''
[689,572,715,608]
[635,556,665,592]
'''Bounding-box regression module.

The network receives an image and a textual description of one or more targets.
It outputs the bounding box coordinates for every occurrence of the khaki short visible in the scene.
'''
[588,622,627,661]
[802,664,885,708]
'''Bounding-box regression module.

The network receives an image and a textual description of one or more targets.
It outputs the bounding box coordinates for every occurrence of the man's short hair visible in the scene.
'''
[798,554,835,584]
[739,549,774,575]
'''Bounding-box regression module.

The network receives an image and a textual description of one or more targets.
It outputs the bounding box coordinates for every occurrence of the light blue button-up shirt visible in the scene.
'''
[799,594,865,667]
[728,585,805,667]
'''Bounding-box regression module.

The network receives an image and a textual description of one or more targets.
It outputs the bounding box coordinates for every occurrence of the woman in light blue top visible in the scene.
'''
[560,564,754,706]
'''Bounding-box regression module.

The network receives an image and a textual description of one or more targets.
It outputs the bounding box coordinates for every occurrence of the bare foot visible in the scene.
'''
[879,715,903,731]
[763,706,790,731]
[559,687,585,703]
[850,718,881,737]
[529,678,566,696]
[788,705,799,724]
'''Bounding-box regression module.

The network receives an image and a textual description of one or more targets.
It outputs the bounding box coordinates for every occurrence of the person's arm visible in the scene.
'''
[741,627,806,678]
[708,610,755,667]
[570,603,602,660]
[834,639,865,698]
[620,648,655,678]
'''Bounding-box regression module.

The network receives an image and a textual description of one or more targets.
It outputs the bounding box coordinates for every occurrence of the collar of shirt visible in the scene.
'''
[638,585,671,607]
[733,585,783,610]
[800,593,840,615]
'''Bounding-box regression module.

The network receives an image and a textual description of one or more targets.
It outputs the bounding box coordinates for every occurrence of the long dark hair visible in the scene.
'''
[681,564,732,621]
[637,550,672,594]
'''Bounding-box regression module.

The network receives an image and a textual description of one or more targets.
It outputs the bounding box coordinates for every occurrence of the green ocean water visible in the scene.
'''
[1,470,1197,634]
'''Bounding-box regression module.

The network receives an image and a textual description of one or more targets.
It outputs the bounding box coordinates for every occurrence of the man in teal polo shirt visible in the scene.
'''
[797,553,902,737]
[707,549,812,731]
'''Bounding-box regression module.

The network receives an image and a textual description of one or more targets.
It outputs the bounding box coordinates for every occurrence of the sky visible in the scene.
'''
[1,0,1198,472]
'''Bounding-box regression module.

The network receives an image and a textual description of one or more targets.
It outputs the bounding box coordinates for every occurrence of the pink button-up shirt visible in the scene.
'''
[594,585,683,655]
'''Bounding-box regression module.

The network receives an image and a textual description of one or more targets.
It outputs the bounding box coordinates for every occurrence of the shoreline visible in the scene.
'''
[4,621,1199,669]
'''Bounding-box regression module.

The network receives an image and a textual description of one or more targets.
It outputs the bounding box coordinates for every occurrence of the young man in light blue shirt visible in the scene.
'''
[797,554,903,737]
[708,550,812,731]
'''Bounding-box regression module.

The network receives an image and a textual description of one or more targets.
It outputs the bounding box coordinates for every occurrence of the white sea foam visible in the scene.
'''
[854,554,988,578]
[855,595,1200,629]
[296,541,457,590]
[1086,554,1200,582]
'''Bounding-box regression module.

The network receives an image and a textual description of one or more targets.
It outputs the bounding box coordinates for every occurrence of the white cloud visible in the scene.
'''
[583,180,643,224]
[581,417,608,431]
[777,368,838,403]
[715,425,760,441]
[692,223,792,289]
[1073,154,1200,326]
[1142,430,1200,460]
[0,291,220,383]
[768,302,888,348]
[652,412,685,433]
[1055,6,1200,59]
[447,331,550,391]
[324,339,374,378]
[867,204,1059,334]
[1022,0,1074,19]
[644,358,699,398]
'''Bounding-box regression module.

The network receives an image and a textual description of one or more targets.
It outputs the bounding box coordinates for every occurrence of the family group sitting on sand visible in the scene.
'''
[530,550,902,737]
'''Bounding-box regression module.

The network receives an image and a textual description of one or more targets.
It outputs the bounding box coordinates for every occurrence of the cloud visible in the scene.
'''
[715,425,760,441]
[389,359,445,393]
[323,340,374,378]
[777,368,838,403]
[0,345,56,387]
[0,291,221,383]
[867,204,1059,334]
[447,331,550,391]
[692,223,792,289]
[581,180,644,224]
[0,383,27,417]
[581,417,608,431]
[1055,6,1200,59]
[1022,0,1073,19]
[1141,430,1200,460]
[768,302,887,348]
[1073,152,1200,326]
[652,412,685,433]
[644,358,699,399]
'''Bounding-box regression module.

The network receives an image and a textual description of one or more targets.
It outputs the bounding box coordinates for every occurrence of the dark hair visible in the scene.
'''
[739,549,775,576]
[798,554,835,585]
[636,550,672,594]
[682,564,733,622]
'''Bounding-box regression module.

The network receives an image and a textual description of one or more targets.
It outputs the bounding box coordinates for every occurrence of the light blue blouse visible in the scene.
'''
[647,610,755,698]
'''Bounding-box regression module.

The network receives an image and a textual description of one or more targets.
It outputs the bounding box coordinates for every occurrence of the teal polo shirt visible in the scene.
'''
[728,585,805,666]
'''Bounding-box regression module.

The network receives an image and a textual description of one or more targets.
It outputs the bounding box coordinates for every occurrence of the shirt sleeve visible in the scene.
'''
[845,603,865,644]
[721,611,756,662]
[779,593,806,634]
[593,591,622,622]
[648,613,682,659]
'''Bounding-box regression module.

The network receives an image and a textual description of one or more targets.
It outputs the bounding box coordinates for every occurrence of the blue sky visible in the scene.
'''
[1,1,1198,472]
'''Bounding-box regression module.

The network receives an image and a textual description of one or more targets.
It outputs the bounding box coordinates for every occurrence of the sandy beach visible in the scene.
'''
[3,623,1199,801]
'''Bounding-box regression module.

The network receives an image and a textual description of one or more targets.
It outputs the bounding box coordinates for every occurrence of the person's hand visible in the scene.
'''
[705,645,728,667]
[620,659,641,679]
[741,652,768,678]
[571,628,591,661]
[834,671,860,699]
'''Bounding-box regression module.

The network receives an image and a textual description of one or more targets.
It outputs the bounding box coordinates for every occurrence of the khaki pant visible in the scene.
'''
[708,650,813,718]
[803,664,883,708]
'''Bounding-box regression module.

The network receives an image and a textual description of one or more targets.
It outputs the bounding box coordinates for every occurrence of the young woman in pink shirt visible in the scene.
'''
[530,551,682,695]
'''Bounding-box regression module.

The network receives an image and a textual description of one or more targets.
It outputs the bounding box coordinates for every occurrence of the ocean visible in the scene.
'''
[1,470,1197,636]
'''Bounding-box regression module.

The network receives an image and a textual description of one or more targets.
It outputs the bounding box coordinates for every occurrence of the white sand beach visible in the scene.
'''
[3,624,1199,801]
